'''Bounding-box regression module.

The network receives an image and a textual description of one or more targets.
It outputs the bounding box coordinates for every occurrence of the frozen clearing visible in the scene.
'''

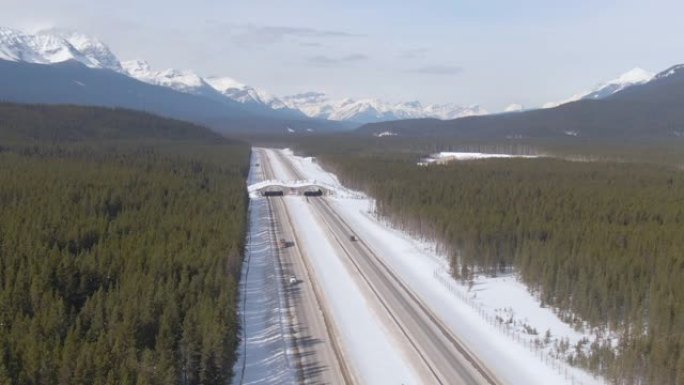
[232,156,297,385]
[434,151,540,160]
[418,151,541,165]
[282,148,607,385]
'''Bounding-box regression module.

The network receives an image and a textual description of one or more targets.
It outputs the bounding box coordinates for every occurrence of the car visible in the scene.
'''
[288,276,298,285]
[280,239,294,248]
[350,235,358,241]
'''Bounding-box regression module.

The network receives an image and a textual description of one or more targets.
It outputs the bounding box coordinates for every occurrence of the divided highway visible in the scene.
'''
[258,150,352,385]
[266,148,503,385]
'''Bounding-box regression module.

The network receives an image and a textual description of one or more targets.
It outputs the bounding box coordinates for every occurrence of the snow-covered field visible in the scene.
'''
[282,148,607,385]
[418,151,541,165]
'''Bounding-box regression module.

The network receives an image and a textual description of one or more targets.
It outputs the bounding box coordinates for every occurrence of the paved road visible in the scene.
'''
[267,148,502,385]
[258,149,352,385]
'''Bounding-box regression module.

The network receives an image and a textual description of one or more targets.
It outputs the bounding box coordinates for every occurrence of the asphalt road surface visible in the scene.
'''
[264,147,502,385]
[258,149,352,385]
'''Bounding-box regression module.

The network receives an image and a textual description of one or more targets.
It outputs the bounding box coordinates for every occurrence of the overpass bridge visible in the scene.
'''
[248,179,337,197]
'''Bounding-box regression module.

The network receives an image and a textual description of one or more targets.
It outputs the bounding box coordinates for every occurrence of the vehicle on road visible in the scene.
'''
[289,275,298,285]
[350,235,358,241]
[280,238,295,248]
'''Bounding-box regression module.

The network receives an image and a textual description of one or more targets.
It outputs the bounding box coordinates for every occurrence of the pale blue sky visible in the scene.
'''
[3,0,684,110]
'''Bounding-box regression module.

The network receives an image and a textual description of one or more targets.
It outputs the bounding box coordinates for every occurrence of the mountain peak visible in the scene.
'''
[205,76,247,92]
[544,67,654,108]
[122,59,151,73]
[42,29,122,71]
[121,60,213,95]
[612,67,654,84]
[0,27,121,70]
[504,103,524,113]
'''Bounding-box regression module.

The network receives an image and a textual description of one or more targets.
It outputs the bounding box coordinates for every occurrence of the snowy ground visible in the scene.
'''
[418,151,541,165]
[232,155,297,385]
[282,148,608,385]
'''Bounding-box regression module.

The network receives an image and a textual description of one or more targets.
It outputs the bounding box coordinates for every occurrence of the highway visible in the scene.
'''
[258,149,353,385]
[265,148,502,385]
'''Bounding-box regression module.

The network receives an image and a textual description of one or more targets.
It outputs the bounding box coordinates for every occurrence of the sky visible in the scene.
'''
[2,0,684,111]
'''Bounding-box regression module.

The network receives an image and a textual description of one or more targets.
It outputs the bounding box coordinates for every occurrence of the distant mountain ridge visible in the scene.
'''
[0,26,668,128]
[0,27,351,134]
[357,64,684,141]
[281,92,487,124]
[0,26,488,124]
[543,67,654,108]
[0,27,120,70]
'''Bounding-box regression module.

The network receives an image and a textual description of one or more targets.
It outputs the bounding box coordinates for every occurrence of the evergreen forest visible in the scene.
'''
[0,104,251,385]
[313,144,684,385]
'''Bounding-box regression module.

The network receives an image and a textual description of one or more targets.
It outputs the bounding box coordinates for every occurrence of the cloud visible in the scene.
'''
[398,48,429,59]
[299,41,324,48]
[410,64,463,75]
[231,24,362,45]
[308,54,369,66]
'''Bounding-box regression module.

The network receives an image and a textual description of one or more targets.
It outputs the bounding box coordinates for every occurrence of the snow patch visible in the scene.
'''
[419,151,540,165]
[504,103,524,112]
[373,131,397,137]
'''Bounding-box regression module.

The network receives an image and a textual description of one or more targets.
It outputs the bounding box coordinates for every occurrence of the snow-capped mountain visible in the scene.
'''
[43,29,122,71]
[504,103,525,113]
[0,26,485,124]
[0,27,121,71]
[205,76,289,110]
[281,92,487,124]
[543,67,654,108]
[121,59,227,100]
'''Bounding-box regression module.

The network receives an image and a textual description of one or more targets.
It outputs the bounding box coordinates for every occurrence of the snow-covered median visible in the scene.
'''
[281,148,606,385]
[232,155,298,385]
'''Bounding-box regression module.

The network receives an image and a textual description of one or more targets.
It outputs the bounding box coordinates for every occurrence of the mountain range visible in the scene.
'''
[0,26,674,134]
[0,27,353,134]
[0,27,491,125]
[358,64,684,141]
